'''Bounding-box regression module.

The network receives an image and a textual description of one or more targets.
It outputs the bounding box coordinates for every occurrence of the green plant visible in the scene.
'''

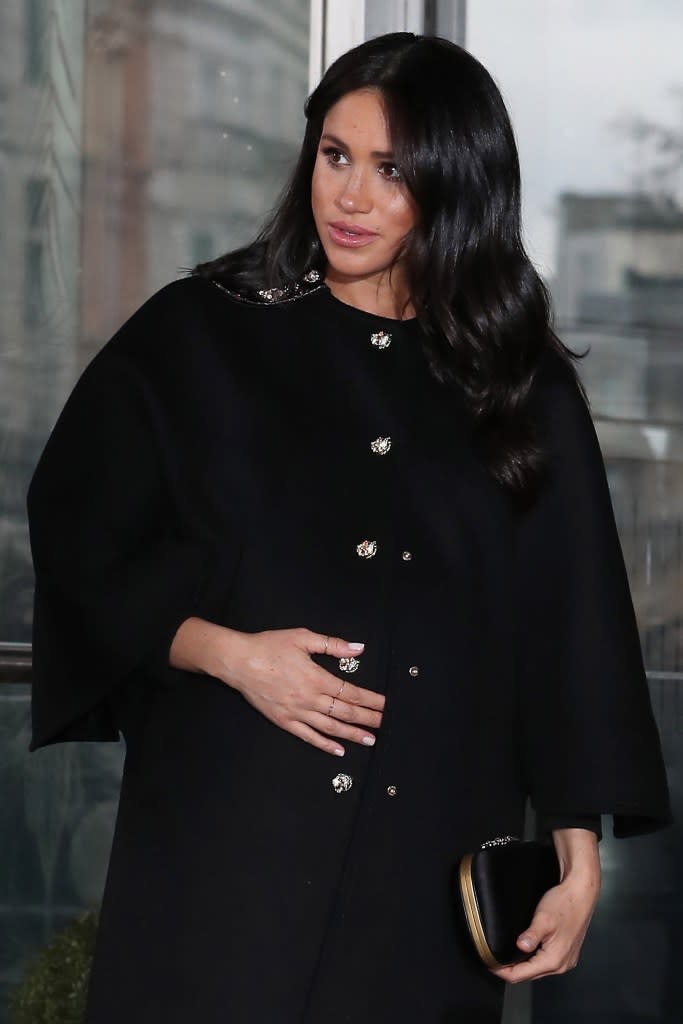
[8,910,99,1024]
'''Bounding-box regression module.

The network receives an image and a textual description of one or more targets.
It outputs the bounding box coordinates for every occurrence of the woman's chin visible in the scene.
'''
[321,252,387,284]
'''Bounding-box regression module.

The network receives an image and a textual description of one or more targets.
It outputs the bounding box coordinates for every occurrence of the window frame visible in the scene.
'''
[309,0,428,88]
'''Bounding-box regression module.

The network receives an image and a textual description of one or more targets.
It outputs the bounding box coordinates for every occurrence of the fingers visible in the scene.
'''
[492,946,579,984]
[288,719,347,758]
[309,706,378,740]
[491,905,582,984]
[262,628,386,757]
[313,685,384,724]
[303,630,365,659]
[286,693,382,758]
[288,708,378,758]
[517,927,543,956]
[517,908,553,958]
[315,696,383,730]
[330,678,385,712]
[300,630,385,712]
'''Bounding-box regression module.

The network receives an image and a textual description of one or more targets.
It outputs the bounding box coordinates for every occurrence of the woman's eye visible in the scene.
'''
[379,162,401,182]
[322,146,349,167]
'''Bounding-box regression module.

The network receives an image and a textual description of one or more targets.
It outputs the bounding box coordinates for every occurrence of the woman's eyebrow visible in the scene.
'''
[320,132,394,159]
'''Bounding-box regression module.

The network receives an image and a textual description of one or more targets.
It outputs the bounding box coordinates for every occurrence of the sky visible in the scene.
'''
[466,0,683,277]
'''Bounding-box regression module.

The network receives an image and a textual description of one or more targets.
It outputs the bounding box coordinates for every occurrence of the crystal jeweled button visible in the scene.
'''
[356,539,377,559]
[339,656,360,673]
[332,773,353,794]
[387,785,398,797]
[402,550,412,561]
[370,330,392,349]
[370,436,392,455]
[408,665,419,677]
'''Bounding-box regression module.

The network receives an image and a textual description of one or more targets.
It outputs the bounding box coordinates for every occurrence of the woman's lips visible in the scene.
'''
[327,222,379,248]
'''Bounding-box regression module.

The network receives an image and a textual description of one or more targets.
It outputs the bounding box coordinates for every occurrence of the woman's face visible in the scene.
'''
[311,89,417,292]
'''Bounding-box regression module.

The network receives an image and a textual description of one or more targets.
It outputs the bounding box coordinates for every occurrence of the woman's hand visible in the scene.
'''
[170,618,384,756]
[491,828,601,984]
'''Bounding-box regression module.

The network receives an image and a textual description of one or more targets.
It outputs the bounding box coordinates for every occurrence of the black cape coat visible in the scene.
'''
[27,274,671,1023]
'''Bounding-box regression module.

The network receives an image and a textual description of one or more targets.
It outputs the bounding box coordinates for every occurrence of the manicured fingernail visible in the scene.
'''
[348,642,365,651]
[334,747,345,756]
[362,735,375,746]
[520,937,533,950]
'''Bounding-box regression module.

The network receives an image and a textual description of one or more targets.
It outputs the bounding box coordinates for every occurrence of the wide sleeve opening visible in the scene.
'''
[514,349,672,839]
[27,343,217,751]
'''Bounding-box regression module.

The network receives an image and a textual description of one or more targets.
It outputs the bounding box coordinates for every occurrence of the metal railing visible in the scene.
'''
[0,643,32,684]
[1,636,680,746]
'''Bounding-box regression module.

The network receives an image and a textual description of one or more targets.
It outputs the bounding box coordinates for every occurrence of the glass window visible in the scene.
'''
[23,240,45,328]
[461,0,683,663]
[24,177,47,230]
[438,2,683,1020]
[0,2,310,1017]
[24,0,49,83]
[0,0,311,644]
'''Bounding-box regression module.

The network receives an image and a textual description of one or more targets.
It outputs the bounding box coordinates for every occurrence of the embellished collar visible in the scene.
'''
[209,269,326,307]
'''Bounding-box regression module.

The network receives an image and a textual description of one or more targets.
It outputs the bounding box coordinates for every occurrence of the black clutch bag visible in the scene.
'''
[458,836,561,968]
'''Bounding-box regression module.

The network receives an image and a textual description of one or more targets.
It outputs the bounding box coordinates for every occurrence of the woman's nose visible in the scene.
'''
[337,174,372,215]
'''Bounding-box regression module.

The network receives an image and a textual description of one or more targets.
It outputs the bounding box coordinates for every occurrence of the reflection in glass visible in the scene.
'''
[0,2,309,1019]
[461,1,683,1020]
[0,0,310,643]
[0,684,125,1019]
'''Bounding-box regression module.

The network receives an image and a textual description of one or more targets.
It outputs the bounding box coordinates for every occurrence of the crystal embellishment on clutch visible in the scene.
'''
[356,539,377,559]
[339,657,360,673]
[370,436,392,455]
[370,330,392,349]
[480,835,519,849]
[332,773,353,793]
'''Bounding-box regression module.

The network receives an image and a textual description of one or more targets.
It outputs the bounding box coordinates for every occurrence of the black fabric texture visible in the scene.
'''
[27,276,671,1023]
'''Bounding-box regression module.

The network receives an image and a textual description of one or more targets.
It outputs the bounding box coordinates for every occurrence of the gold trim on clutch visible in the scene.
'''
[459,854,502,970]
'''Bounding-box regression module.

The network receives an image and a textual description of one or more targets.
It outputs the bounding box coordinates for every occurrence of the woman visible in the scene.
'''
[27,33,670,1024]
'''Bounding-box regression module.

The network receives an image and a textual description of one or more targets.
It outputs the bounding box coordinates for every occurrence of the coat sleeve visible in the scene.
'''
[536,813,602,842]
[515,348,672,839]
[27,338,216,752]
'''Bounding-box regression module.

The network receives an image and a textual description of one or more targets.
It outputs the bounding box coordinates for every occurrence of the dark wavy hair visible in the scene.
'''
[195,32,586,499]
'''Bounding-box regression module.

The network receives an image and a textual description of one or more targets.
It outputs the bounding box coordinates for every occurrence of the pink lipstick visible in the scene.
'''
[327,222,378,248]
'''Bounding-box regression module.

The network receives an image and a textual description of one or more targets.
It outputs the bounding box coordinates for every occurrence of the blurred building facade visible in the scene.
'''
[1,2,682,1021]
[555,190,683,676]
[79,0,308,360]
[0,0,309,641]
[0,2,309,1018]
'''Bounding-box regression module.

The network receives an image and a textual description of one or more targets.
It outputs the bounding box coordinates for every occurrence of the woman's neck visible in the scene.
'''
[324,270,415,321]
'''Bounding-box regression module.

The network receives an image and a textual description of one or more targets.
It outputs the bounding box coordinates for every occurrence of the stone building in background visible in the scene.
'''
[0,0,85,639]
[555,190,683,673]
[0,0,309,641]
[0,5,310,1020]
[79,0,309,362]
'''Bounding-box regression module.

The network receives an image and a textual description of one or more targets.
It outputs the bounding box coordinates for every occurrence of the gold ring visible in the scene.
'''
[327,697,336,716]
[323,635,330,655]
[335,681,345,699]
